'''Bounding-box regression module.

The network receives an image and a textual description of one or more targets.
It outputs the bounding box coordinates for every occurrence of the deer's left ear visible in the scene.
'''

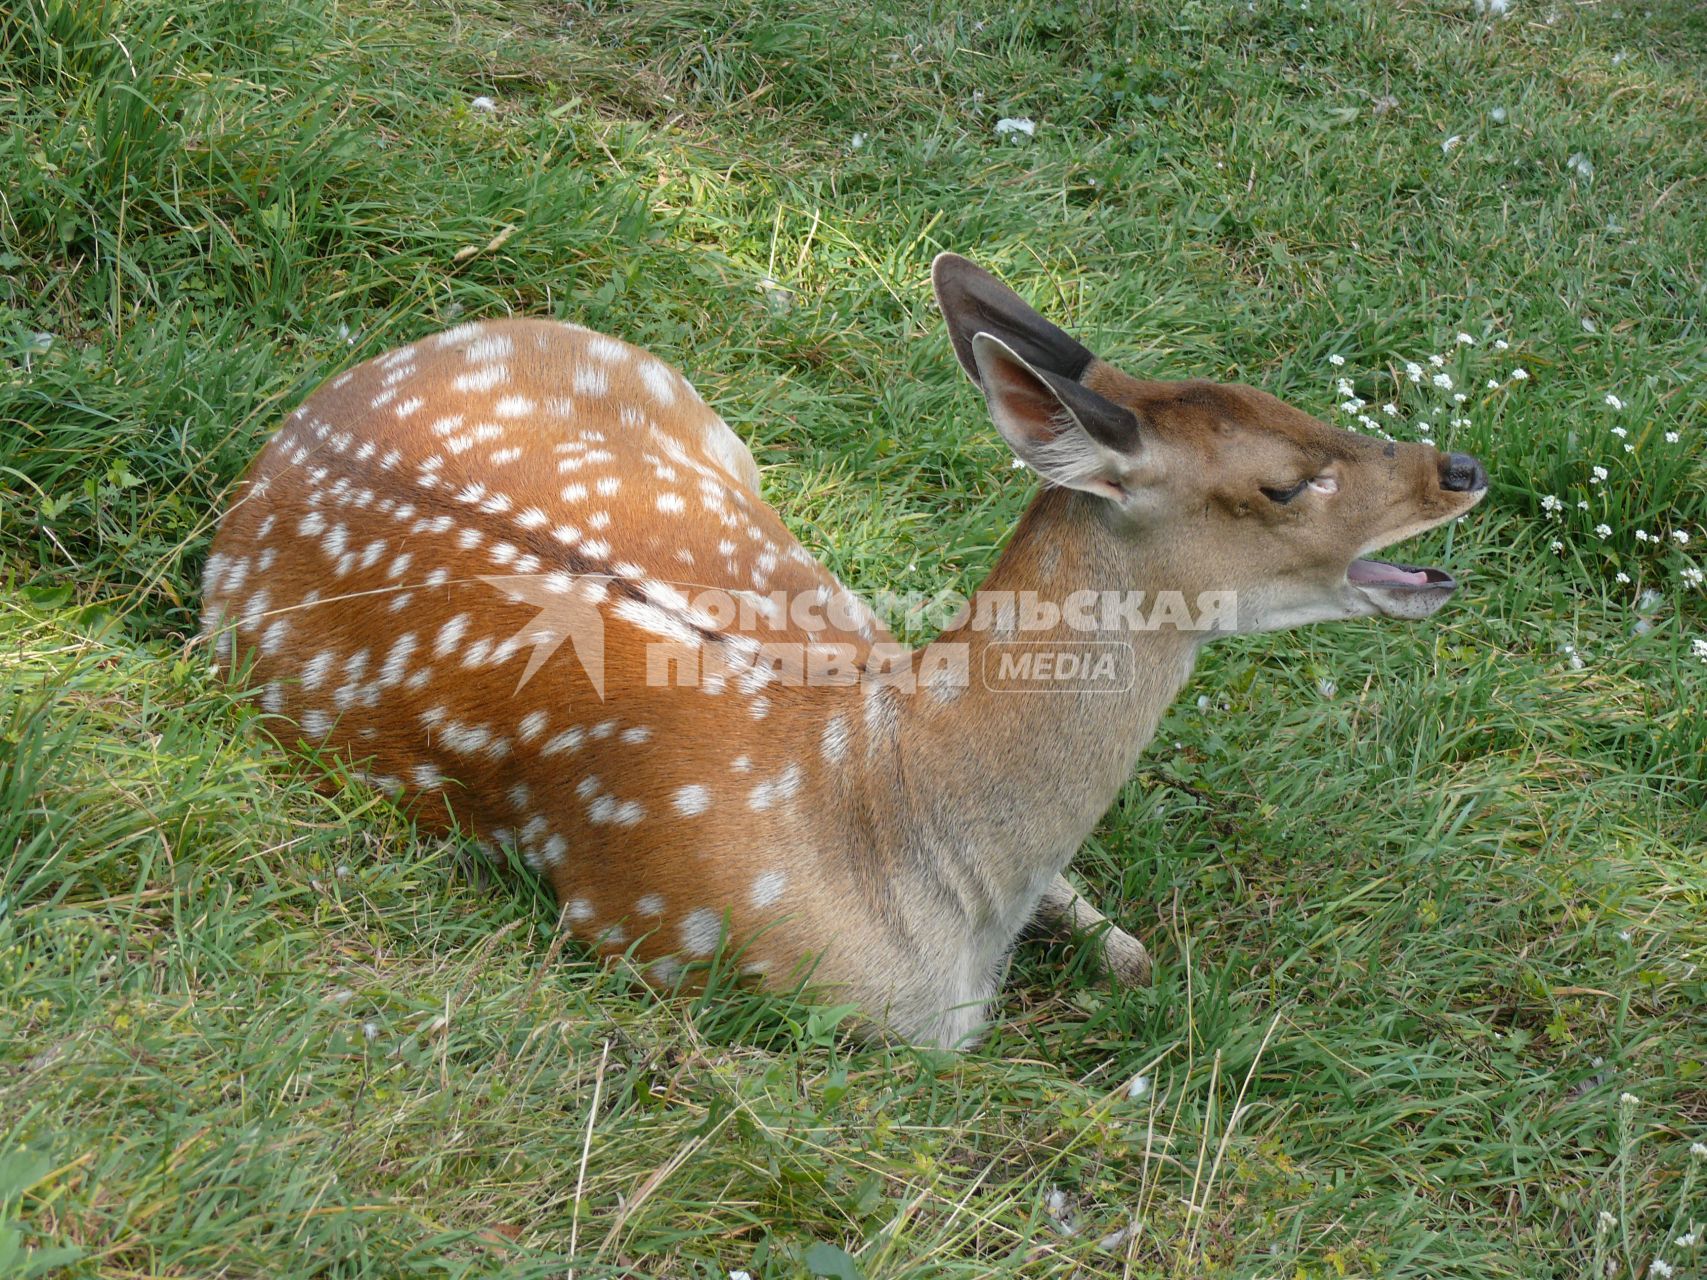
[969,332,1144,501]
[932,252,1097,386]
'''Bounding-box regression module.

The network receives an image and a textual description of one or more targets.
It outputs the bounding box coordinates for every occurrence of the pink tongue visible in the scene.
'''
[1349,560,1432,587]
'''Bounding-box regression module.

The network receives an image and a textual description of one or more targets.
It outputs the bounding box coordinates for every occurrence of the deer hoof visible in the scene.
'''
[1098,926,1153,986]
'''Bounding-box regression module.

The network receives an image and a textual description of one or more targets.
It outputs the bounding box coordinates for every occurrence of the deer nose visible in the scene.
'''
[1439,451,1488,493]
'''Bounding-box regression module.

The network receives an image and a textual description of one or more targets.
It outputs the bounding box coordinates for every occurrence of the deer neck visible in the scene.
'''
[882,486,1202,933]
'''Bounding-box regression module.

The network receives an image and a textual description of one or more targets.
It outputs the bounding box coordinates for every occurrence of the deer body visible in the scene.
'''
[204,257,1486,1046]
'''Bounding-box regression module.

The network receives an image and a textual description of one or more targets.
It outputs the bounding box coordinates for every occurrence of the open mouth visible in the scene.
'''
[1346,559,1457,591]
[1346,557,1459,620]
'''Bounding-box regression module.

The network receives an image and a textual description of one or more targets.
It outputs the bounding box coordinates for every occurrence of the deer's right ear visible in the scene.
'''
[970,333,1143,502]
[932,253,1097,387]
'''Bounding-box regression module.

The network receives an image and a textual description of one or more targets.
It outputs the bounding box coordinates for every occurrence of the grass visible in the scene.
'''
[2,0,1705,1274]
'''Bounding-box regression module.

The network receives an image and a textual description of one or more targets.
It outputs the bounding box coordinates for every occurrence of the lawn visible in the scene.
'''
[2,0,1705,1275]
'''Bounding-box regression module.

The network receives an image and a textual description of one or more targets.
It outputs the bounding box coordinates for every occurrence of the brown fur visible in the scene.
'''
[202,258,1485,1045]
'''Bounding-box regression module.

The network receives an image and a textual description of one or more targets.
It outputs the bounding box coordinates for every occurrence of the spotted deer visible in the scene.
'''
[201,254,1487,1047]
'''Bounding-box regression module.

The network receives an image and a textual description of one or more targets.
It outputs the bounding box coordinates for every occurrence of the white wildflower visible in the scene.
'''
[1383,402,1399,416]
[1494,339,1510,350]
[1592,465,1609,483]
[1127,1073,1151,1099]
[1666,431,1681,443]
[1578,500,1590,510]
[1693,1143,1707,1158]
[1616,572,1631,584]
[1454,392,1468,403]
[1491,106,1509,123]
[1509,367,1529,381]
[1567,152,1594,180]
[1456,332,1476,345]
[1429,353,1447,367]
[1594,524,1612,539]
[1604,392,1624,410]
[1406,361,1424,383]
[1541,494,1563,514]
[1442,134,1464,154]
[1621,1092,1641,1106]
[1550,540,1564,554]
[1672,530,1690,545]
[1694,638,1707,661]
[1611,426,1628,439]
[995,117,1036,137]
[1582,318,1598,334]
[1649,1261,1673,1279]
[850,132,867,150]
[1433,372,1454,390]
[363,1021,380,1041]
[1683,567,1704,589]
[1598,1211,1618,1231]
[1328,353,1346,366]
[470,96,496,112]
[1676,1232,1701,1248]
[1487,378,1500,389]
[1636,530,1650,543]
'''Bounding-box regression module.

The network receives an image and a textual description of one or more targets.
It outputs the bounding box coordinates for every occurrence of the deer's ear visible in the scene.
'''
[932,253,1096,386]
[970,333,1143,501]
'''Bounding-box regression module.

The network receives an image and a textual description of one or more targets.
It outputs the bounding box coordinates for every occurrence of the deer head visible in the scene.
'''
[932,253,1488,636]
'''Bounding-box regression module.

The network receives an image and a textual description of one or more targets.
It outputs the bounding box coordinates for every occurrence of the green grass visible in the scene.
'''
[3,0,1706,1275]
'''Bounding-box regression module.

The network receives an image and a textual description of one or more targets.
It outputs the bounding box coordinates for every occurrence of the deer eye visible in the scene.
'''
[1261,480,1308,505]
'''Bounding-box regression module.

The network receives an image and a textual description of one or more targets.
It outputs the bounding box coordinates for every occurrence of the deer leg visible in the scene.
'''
[1032,873,1153,986]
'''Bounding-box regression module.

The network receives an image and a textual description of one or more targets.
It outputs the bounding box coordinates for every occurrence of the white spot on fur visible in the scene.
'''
[651,955,682,982]
[542,727,584,756]
[750,871,787,909]
[434,614,469,658]
[679,909,721,957]
[748,764,802,811]
[585,334,627,362]
[302,650,335,691]
[673,784,711,816]
[820,713,851,765]
[379,633,418,687]
[638,359,677,405]
[453,365,507,393]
